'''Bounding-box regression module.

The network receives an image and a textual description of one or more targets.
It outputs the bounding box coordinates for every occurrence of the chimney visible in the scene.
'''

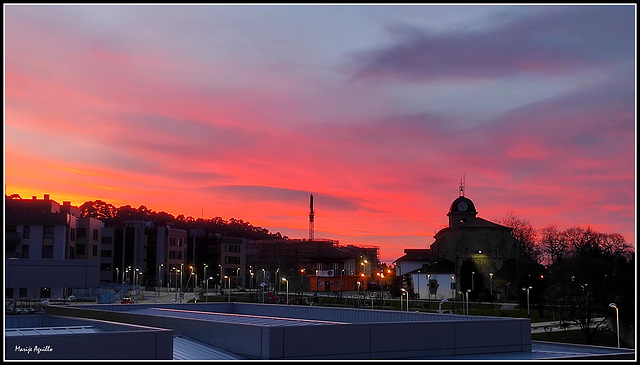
[32,196,37,200]
[44,194,50,200]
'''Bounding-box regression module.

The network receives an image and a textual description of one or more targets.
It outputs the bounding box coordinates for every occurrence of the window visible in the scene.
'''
[225,256,240,264]
[77,228,86,238]
[101,250,112,258]
[93,229,99,241]
[225,245,241,253]
[70,228,76,241]
[92,245,98,257]
[76,244,86,255]
[102,236,113,245]
[42,226,54,247]
[7,225,17,233]
[42,233,54,259]
[23,225,30,239]
[100,263,111,271]
[19,288,27,298]
[21,245,29,259]
[40,287,51,299]
[43,225,54,238]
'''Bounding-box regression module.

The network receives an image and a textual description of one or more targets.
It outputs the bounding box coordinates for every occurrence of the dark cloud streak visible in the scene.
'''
[348,5,634,82]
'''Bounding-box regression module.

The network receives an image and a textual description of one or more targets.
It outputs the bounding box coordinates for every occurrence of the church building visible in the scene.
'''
[428,186,520,295]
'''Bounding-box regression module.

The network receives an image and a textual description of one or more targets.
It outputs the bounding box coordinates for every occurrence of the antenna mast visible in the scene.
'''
[459,175,466,197]
[309,194,315,241]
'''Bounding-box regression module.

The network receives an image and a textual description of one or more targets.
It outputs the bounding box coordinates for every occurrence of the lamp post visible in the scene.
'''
[356,281,361,308]
[439,299,449,314]
[360,273,365,308]
[158,264,164,291]
[609,303,620,348]
[489,272,493,299]
[466,289,471,315]
[177,269,181,301]
[180,263,184,296]
[204,264,208,290]
[471,271,475,291]
[206,276,213,302]
[218,264,222,291]
[400,288,408,311]
[451,276,456,313]
[282,278,289,304]
[172,267,177,292]
[427,273,431,310]
[236,267,240,289]
[225,276,230,302]
[189,265,194,291]
[522,286,532,317]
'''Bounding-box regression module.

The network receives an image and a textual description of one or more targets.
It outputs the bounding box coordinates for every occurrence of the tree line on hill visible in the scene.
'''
[76,199,289,241]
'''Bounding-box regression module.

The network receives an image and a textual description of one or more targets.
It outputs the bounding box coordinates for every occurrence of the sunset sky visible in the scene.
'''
[4,4,636,262]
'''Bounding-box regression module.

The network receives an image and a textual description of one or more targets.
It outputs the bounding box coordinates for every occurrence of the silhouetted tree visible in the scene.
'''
[542,226,634,345]
[79,200,118,222]
[499,212,539,262]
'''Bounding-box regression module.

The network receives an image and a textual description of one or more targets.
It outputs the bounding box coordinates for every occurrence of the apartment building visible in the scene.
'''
[5,195,99,300]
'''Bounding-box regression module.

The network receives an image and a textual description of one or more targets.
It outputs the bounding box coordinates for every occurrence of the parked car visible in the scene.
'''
[121,297,134,304]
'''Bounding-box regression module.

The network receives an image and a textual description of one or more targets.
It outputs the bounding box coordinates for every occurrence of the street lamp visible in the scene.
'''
[522,286,532,317]
[180,263,184,296]
[172,267,177,292]
[225,276,230,302]
[609,303,620,348]
[466,289,471,315]
[427,274,431,309]
[204,264,208,289]
[356,281,361,308]
[206,276,213,302]
[176,269,181,299]
[489,273,494,298]
[400,288,408,311]
[439,299,449,314]
[282,278,289,304]
[471,271,475,291]
[450,275,456,313]
[158,263,164,289]
[360,273,365,307]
